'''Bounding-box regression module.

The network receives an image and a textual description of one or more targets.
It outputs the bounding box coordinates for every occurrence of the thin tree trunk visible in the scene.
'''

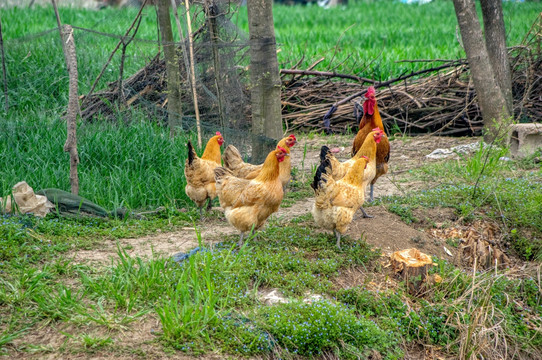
[157,0,183,137]
[480,0,513,115]
[61,25,80,195]
[0,14,8,112]
[452,0,508,141]
[205,0,226,130]
[247,0,283,163]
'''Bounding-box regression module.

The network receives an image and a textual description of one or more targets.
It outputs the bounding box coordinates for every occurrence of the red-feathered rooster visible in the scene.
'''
[351,86,390,201]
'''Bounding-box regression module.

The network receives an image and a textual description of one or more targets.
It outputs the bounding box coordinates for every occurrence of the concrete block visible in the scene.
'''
[509,123,542,158]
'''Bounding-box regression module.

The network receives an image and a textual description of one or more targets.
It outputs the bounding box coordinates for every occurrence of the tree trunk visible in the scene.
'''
[480,0,513,115]
[205,0,226,130]
[61,25,80,195]
[247,0,283,163]
[157,0,183,137]
[453,0,509,141]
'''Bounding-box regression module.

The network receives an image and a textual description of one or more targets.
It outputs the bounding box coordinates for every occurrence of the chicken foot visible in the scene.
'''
[354,206,374,220]
[238,228,257,246]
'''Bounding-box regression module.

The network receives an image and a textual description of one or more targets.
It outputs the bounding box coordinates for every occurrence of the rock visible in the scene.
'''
[509,123,542,158]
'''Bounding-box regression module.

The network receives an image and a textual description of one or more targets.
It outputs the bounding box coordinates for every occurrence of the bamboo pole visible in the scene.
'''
[183,0,202,148]
[171,0,201,136]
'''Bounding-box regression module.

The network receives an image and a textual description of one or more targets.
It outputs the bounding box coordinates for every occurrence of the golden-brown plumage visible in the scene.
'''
[215,147,288,244]
[325,130,381,184]
[351,87,390,201]
[184,132,224,214]
[221,135,297,189]
[311,155,368,249]
[322,129,383,218]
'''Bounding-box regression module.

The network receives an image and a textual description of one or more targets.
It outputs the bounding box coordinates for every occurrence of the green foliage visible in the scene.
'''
[258,300,401,358]
[235,1,539,79]
[0,118,196,210]
[388,203,418,224]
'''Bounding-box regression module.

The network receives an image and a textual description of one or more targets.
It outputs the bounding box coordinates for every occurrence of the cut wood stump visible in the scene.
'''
[390,248,434,295]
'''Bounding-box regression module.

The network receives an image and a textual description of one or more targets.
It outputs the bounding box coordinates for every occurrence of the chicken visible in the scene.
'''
[311,155,369,249]
[214,146,289,245]
[184,132,225,215]
[320,128,384,218]
[222,134,297,189]
[351,86,390,202]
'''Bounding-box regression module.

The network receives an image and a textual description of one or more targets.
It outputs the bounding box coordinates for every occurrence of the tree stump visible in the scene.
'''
[390,248,434,295]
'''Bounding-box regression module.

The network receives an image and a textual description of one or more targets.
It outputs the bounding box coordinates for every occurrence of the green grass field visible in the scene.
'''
[1,1,539,208]
[1,2,542,359]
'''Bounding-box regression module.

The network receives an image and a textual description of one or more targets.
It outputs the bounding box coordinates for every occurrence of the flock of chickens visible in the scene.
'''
[184,86,390,248]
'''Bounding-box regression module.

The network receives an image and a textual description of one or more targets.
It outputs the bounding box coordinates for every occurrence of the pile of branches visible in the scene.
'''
[281,29,542,136]
[81,16,541,137]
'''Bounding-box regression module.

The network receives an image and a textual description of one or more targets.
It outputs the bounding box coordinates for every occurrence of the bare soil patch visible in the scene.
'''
[70,135,477,266]
[71,210,236,266]
[347,205,456,260]
[9,315,223,360]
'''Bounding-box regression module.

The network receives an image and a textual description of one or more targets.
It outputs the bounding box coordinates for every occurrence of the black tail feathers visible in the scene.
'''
[311,157,331,191]
[187,141,196,165]
[319,145,331,163]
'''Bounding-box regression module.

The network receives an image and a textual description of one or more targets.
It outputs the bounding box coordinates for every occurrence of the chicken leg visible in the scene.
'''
[369,184,375,202]
[333,229,342,250]
[206,198,213,212]
[238,232,245,246]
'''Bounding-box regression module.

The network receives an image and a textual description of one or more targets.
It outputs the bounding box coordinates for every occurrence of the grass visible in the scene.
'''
[1,2,541,359]
[1,206,540,358]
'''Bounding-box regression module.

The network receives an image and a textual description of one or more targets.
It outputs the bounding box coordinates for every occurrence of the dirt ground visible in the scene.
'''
[9,135,498,359]
[69,134,478,267]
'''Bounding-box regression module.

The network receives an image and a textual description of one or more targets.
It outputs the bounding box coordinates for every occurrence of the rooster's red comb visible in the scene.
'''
[361,155,369,160]
[277,146,287,153]
[365,86,375,98]
[289,134,297,141]
[372,127,380,132]
[216,131,222,137]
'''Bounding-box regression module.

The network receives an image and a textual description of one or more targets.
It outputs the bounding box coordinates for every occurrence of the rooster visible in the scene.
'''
[320,128,383,218]
[184,132,224,215]
[311,155,369,249]
[222,135,296,189]
[351,86,390,201]
[214,146,289,245]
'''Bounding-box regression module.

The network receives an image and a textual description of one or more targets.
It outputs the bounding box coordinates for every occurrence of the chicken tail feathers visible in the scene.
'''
[187,141,197,166]
[222,144,244,171]
[214,166,232,182]
[319,145,331,163]
[311,157,331,191]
